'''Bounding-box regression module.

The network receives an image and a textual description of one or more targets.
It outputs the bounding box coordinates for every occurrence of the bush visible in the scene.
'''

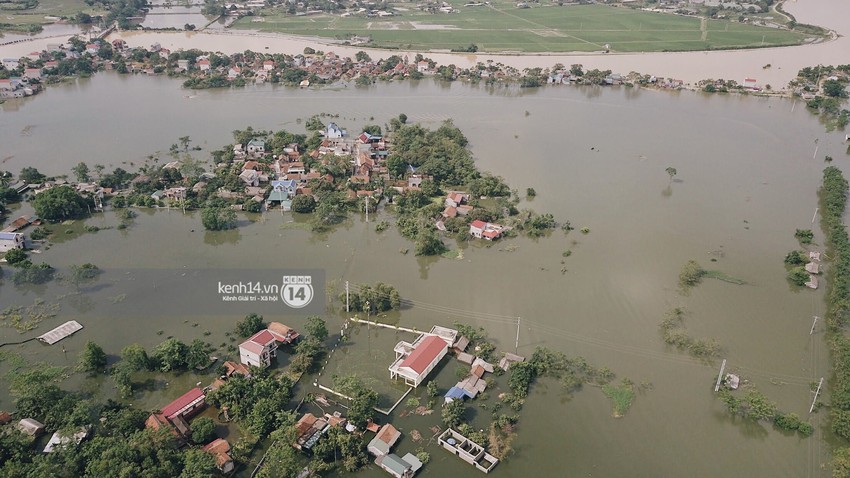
[795,228,814,244]
[3,248,27,265]
[679,260,705,288]
[291,194,316,213]
[201,206,236,231]
[784,250,807,265]
[191,417,217,444]
[787,266,809,286]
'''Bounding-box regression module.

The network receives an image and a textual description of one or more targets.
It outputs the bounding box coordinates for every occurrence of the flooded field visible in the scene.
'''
[1,74,849,476]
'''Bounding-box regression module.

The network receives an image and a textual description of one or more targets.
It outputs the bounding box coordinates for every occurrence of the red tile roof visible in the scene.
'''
[470,220,487,229]
[247,330,277,346]
[400,336,447,374]
[160,387,205,419]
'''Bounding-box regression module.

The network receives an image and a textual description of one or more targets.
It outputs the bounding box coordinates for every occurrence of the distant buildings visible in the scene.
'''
[238,324,299,368]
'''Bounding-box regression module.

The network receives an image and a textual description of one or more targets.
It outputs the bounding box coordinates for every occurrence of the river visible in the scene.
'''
[1,74,849,477]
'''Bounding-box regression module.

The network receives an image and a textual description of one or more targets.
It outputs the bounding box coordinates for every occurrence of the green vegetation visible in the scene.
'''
[77,341,107,373]
[291,194,316,213]
[787,266,810,286]
[333,374,379,428]
[342,282,401,313]
[717,387,813,437]
[190,416,216,444]
[659,307,720,360]
[234,3,811,53]
[795,228,815,245]
[201,206,237,231]
[32,185,93,222]
[679,259,744,290]
[602,379,635,418]
[235,312,266,338]
[784,250,807,265]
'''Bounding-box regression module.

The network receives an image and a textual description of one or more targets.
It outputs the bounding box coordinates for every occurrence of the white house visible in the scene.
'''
[197,59,211,71]
[0,232,25,253]
[247,138,266,156]
[326,122,346,139]
[388,335,448,387]
[239,329,279,368]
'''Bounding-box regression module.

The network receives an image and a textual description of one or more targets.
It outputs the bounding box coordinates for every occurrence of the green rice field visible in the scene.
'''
[233,2,814,52]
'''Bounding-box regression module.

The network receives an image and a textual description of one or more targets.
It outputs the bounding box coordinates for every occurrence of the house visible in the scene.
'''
[2,58,19,69]
[247,138,266,156]
[43,427,89,453]
[268,321,300,344]
[389,334,449,387]
[417,60,430,73]
[268,179,298,204]
[176,59,190,71]
[223,360,251,377]
[359,132,383,144]
[444,386,473,404]
[498,352,525,371]
[239,329,280,368]
[17,418,45,436]
[240,169,260,187]
[263,60,275,70]
[469,220,504,240]
[368,423,401,457]
[228,66,242,79]
[445,192,469,207]
[293,413,330,451]
[805,262,820,274]
[743,77,760,90]
[203,439,235,473]
[0,232,25,252]
[24,68,42,80]
[326,122,347,138]
[438,428,498,473]
[375,453,422,478]
[160,387,206,421]
[198,59,211,71]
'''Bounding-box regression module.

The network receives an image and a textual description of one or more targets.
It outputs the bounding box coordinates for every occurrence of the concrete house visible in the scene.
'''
[247,138,266,156]
[0,232,25,252]
[326,122,347,139]
[368,423,401,457]
[389,335,448,387]
[375,453,422,478]
[239,329,279,368]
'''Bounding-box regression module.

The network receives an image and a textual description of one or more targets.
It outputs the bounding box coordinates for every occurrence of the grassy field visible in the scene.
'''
[0,0,105,28]
[233,2,812,53]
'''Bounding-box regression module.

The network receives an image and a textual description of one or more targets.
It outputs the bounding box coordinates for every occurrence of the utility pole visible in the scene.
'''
[365,195,369,222]
[810,316,819,335]
[812,207,819,224]
[345,281,350,313]
[714,359,727,392]
[515,317,520,353]
[810,377,824,413]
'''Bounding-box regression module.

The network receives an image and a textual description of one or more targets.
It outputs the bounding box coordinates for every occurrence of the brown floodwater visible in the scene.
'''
[1,74,849,477]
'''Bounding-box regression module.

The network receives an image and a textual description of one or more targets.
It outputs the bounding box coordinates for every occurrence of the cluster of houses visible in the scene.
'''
[805,251,822,289]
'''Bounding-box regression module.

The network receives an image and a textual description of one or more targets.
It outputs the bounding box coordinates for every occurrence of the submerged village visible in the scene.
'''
[0,107,596,477]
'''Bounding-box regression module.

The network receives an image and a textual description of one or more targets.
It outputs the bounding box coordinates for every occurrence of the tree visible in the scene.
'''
[32,185,92,221]
[72,162,91,182]
[441,399,465,428]
[180,448,218,478]
[291,194,316,213]
[186,339,213,370]
[362,124,382,136]
[335,375,378,428]
[666,167,677,182]
[236,313,266,338]
[3,248,27,265]
[152,338,188,372]
[823,79,849,98]
[190,417,217,444]
[19,166,46,184]
[79,341,107,373]
[679,260,705,288]
[526,187,536,197]
[120,343,152,372]
[508,361,537,397]
[355,50,371,62]
[414,229,446,256]
[305,316,328,342]
[201,206,237,231]
[68,263,101,288]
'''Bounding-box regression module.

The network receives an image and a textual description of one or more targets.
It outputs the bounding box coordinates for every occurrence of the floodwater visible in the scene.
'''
[140,5,214,30]
[1,75,849,477]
